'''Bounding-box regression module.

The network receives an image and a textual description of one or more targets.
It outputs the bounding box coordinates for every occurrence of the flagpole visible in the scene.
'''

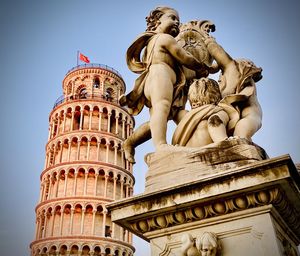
[77,50,79,66]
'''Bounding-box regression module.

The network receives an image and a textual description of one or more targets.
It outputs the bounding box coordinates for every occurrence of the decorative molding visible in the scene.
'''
[129,187,300,238]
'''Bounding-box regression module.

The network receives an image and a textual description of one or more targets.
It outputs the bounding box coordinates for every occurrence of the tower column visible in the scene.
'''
[94,174,98,196]
[48,177,53,200]
[69,207,75,234]
[73,171,78,196]
[51,118,55,138]
[114,144,118,165]
[52,145,57,166]
[59,209,64,235]
[62,112,67,132]
[56,116,61,136]
[122,119,126,139]
[126,122,130,139]
[105,142,110,163]
[98,111,102,131]
[59,145,63,163]
[39,182,44,203]
[67,141,72,161]
[97,141,101,161]
[83,172,88,196]
[76,139,81,161]
[70,110,75,131]
[34,216,40,240]
[91,209,97,235]
[80,207,86,234]
[53,176,59,198]
[79,109,84,130]
[86,139,91,160]
[104,175,108,198]
[42,213,47,238]
[63,171,68,196]
[120,180,124,199]
[50,211,55,236]
[102,210,107,237]
[88,109,93,130]
[121,149,125,169]
[125,184,129,198]
[113,177,117,200]
[115,114,119,135]
[107,112,112,133]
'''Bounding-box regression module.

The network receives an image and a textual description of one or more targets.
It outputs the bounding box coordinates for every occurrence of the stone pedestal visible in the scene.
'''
[108,141,300,256]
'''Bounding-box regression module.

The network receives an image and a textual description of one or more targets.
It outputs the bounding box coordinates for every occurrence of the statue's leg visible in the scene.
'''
[207,111,229,142]
[144,65,174,149]
[123,121,151,163]
[233,98,262,141]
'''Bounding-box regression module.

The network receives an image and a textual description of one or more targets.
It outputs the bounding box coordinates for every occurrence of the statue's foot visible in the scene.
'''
[123,139,135,164]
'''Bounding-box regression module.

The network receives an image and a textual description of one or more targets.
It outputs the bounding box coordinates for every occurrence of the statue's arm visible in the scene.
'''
[163,35,208,72]
[208,62,220,74]
[204,36,234,71]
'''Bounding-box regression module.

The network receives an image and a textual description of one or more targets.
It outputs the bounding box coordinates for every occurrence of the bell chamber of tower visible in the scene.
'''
[30,64,135,256]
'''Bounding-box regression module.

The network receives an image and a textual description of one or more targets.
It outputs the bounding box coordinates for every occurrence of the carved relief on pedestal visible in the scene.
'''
[180,232,220,256]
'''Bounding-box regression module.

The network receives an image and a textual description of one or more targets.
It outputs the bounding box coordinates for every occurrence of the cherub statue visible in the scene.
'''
[203,35,263,140]
[172,77,232,147]
[119,7,208,162]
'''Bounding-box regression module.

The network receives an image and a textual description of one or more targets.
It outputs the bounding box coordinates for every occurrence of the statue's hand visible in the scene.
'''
[208,63,220,74]
[196,64,209,78]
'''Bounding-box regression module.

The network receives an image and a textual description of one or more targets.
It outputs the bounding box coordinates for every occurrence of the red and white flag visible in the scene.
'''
[79,52,90,63]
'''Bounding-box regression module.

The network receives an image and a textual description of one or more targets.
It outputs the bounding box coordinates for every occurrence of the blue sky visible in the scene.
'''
[0,0,299,255]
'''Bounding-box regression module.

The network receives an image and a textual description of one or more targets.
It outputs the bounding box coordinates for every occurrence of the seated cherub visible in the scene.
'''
[172,77,231,147]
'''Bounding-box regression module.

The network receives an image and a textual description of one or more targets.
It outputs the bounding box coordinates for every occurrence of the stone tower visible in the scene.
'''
[30,64,135,256]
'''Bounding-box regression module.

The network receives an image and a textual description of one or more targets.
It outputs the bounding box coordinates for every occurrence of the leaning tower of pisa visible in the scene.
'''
[30,64,135,256]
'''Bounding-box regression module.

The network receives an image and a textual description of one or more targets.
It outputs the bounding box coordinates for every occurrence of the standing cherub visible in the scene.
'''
[120,6,208,156]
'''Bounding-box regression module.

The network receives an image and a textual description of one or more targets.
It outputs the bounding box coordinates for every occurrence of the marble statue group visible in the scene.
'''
[108,7,300,256]
[120,6,263,165]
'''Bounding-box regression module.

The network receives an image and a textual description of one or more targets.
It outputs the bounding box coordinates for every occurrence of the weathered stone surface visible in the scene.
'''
[145,138,268,193]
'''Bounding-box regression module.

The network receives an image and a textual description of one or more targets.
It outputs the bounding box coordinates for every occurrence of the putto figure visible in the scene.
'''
[120,6,208,161]
[172,77,231,147]
[204,35,263,140]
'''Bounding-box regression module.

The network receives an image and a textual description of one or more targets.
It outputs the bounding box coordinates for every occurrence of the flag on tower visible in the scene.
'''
[79,52,90,63]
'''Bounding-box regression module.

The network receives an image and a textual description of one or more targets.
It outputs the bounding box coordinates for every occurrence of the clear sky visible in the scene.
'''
[0,0,299,255]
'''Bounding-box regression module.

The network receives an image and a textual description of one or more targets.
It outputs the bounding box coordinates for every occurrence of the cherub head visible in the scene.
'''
[196,232,220,256]
[146,6,180,36]
[188,78,221,109]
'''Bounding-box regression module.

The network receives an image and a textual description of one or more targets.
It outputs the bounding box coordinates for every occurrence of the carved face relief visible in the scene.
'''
[200,241,217,256]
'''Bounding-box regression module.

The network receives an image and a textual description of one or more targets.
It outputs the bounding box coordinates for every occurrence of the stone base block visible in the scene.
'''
[145,138,268,193]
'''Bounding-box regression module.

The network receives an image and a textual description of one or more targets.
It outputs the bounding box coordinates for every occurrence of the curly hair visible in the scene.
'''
[188,78,221,109]
[145,6,178,31]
